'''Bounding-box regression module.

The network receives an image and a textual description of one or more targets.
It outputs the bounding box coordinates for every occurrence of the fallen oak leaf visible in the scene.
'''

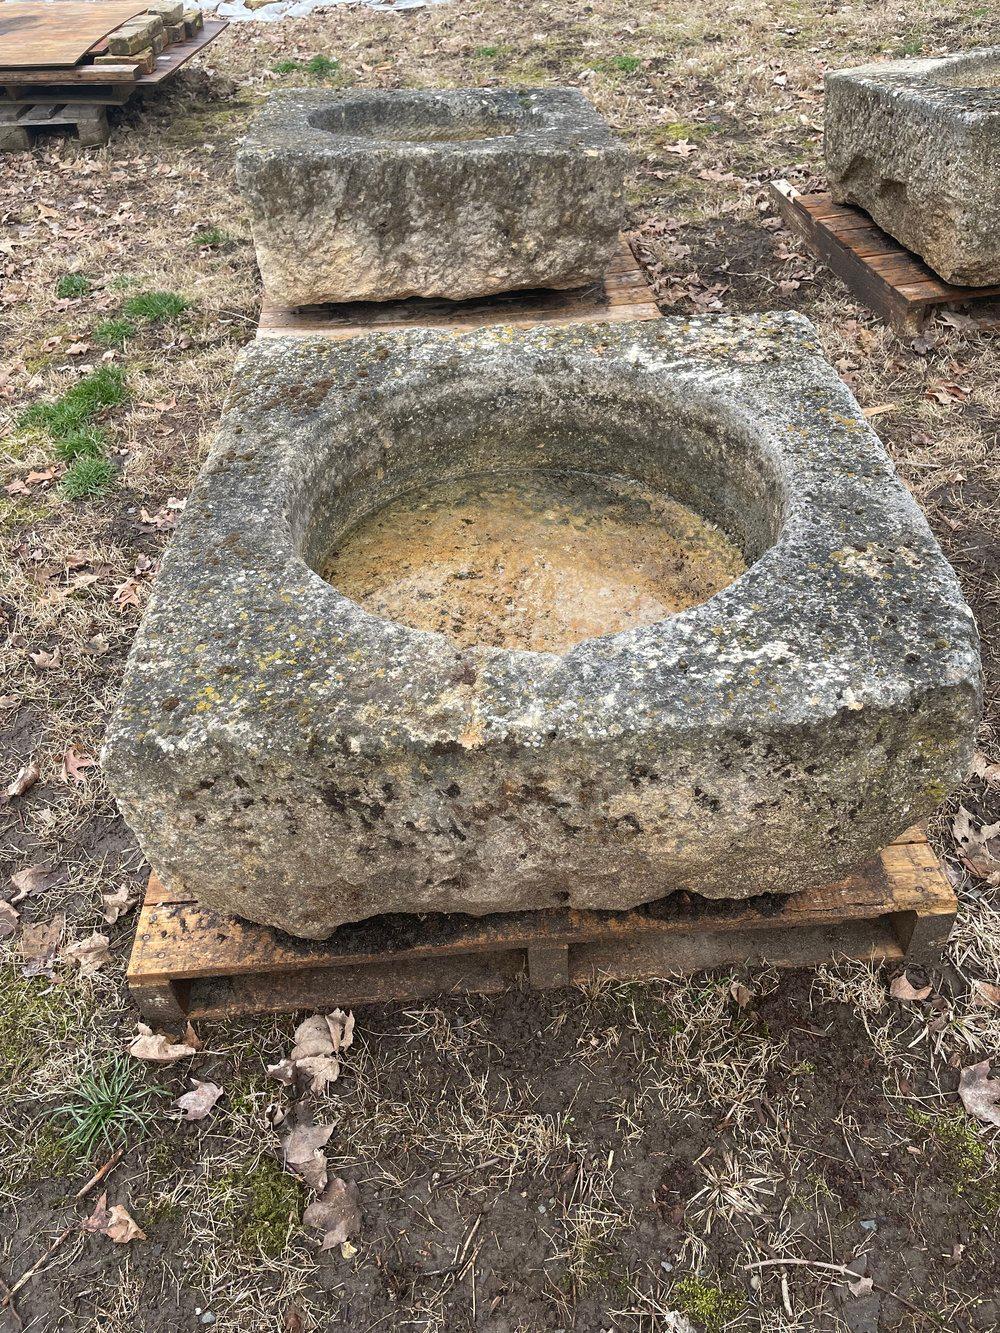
[20,913,65,978]
[81,1192,146,1244]
[10,862,64,901]
[176,1079,223,1121]
[129,1022,198,1063]
[61,745,97,786]
[29,647,61,670]
[270,1011,355,1094]
[101,885,132,923]
[958,1060,1000,1128]
[889,972,932,1003]
[303,1176,361,1251]
[972,979,1000,1008]
[62,930,111,977]
[283,1123,334,1193]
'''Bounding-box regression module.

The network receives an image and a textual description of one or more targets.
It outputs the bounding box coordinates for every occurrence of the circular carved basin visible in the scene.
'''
[322,470,747,653]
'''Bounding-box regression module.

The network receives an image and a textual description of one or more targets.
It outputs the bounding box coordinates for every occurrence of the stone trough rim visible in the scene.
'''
[109,312,981,756]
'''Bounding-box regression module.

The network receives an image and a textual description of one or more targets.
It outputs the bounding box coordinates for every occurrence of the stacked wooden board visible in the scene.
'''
[0,4,227,150]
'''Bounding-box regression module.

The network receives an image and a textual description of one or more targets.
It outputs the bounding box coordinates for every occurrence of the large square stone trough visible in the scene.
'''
[236,87,627,305]
[103,315,981,939]
[825,48,1000,286]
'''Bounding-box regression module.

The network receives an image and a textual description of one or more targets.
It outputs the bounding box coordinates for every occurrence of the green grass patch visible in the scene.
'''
[94,317,136,348]
[49,1056,164,1162]
[52,427,108,463]
[56,273,91,299]
[192,227,230,248]
[122,290,190,323]
[210,1158,304,1257]
[0,964,82,1094]
[18,365,127,441]
[605,53,641,73]
[61,456,115,500]
[272,54,340,77]
[474,44,505,59]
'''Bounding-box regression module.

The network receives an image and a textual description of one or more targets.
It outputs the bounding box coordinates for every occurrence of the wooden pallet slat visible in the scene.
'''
[769,179,1000,333]
[127,827,958,1022]
[256,237,660,341]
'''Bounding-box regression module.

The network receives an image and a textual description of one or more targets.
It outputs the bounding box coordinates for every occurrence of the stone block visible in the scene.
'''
[103,315,981,938]
[236,88,627,305]
[825,48,1000,286]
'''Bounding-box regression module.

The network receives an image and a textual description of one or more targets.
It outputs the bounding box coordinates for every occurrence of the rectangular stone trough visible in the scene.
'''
[825,48,1000,286]
[102,314,981,939]
[236,87,627,305]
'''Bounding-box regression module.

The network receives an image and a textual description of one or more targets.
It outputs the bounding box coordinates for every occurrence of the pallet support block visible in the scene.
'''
[769,180,1000,334]
[127,828,957,1023]
[256,236,660,341]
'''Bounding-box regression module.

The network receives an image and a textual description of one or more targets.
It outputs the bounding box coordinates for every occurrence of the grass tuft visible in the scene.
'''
[192,227,229,248]
[122,290,190,322]
[61,456,115,500]
[607,53,641,73]
[50,1056,163,1161]
[94,317,136,348]
[53,427,108,462]
[18,365,127,440]
[56,273,91,299]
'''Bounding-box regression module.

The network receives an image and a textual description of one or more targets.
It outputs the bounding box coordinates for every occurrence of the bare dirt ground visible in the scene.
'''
[1,2,999,1330]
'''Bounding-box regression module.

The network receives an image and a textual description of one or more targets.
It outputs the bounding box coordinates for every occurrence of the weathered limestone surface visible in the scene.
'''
[236,88,627,304]
[825,49,1000,286]
[103,315,981,938]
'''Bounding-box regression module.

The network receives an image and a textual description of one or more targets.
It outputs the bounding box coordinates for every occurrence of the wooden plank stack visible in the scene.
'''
[0,8,226,151]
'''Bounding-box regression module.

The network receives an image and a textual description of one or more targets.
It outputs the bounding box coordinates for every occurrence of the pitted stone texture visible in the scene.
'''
[825,49,1000,286]
[236,87,627,305]
[102,315,981,938]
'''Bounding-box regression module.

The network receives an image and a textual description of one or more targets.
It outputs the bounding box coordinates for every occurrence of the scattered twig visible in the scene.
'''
[0,1273,22,1327]
[1,1148,126,1309]
[745,1257,926,1318]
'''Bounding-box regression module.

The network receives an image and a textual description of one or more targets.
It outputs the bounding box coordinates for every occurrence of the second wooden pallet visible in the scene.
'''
[770,180,1000,333]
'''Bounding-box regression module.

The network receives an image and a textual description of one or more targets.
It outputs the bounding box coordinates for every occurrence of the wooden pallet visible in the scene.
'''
[256,237,660,341]
[770,180,1000,334]
[0,21,227,151]
[127,827,956,1024]
[0,98,112,148]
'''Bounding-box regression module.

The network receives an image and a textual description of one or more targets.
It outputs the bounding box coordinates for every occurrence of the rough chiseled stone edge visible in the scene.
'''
[103,313,982,935]
[236,87,628,303]
[824,48,1000,285]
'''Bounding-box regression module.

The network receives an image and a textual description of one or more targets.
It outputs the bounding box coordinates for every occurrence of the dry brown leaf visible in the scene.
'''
[176,1079,223,1121]
[29,647,60,670]
[61,745,97,786]
[889,972,932,1003]
[284,1123,335,1192]
[958,1060,1000,1128]
[729,981,752,1007]
[129,1023,198,1063]
[62,931,111,977]
[81,1193,146,1244]
[101,885,132,924]
[20,913,65,977]
[10,863,63,901]
[6,759,40,799]
[270,1011,355,1094]
[302,1176,361,1251]
[972,979,1000,1008]
[0,901,20,939]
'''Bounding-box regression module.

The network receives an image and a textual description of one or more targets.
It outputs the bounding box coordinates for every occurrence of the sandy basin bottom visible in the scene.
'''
[321,470,747,652]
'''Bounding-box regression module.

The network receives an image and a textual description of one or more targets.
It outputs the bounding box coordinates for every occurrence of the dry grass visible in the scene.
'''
[1,0,999,1329]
